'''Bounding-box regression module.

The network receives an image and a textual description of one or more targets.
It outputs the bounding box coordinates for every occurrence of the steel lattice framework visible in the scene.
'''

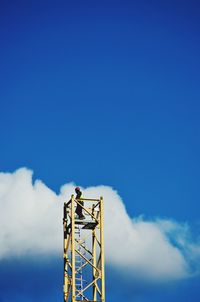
[63,195,105,302]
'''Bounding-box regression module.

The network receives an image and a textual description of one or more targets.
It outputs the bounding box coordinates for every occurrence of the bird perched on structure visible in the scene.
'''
[75,187,85,220]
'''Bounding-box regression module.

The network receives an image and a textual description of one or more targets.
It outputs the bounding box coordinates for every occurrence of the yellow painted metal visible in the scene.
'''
[63,203,70,301]
[63,195,105,302]
[92,227,97,301]
[71,195,76,302]
[100,197,105,302]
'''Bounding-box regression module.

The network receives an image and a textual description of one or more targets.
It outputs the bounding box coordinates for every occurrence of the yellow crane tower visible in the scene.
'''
[63,195,105,302]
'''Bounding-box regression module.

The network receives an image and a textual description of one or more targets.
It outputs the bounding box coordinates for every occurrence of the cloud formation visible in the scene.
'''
[0,168,200,282]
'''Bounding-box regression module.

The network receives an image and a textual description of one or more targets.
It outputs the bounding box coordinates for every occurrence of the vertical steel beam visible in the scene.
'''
[100,196,105,302]
[63,202,68,302]
[63,227,67,300]
[71,195,76,302]
[92,227,97,301]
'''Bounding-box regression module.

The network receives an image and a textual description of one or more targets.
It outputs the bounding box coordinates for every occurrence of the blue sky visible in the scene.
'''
[0,0,200,301]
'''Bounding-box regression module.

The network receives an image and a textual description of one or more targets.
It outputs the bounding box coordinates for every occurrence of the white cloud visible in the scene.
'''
[0,167,200,282]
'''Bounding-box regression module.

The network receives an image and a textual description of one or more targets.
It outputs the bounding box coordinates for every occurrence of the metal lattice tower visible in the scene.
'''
[63,195,105,302]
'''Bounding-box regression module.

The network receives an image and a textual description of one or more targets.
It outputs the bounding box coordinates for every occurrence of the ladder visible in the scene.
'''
[75,226,86,301]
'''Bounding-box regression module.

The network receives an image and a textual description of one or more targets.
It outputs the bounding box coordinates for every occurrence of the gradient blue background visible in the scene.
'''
[0,0,200,301]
